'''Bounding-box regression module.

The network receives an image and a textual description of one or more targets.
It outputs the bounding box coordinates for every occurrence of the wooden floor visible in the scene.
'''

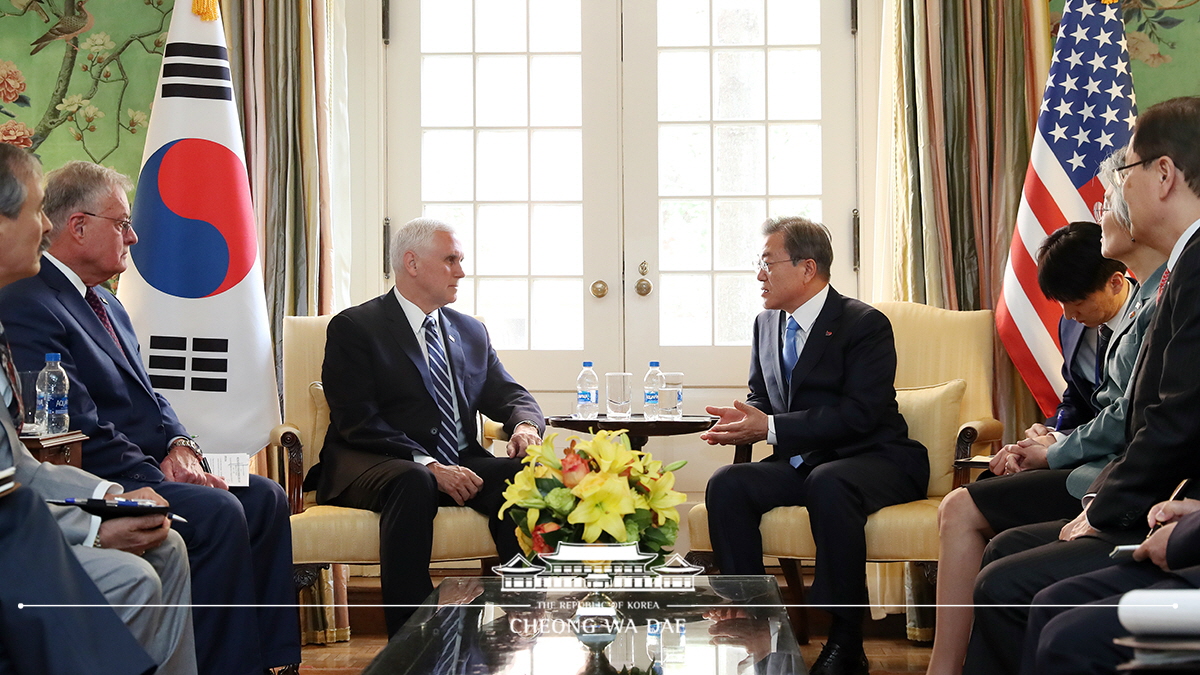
[297,571,932,675]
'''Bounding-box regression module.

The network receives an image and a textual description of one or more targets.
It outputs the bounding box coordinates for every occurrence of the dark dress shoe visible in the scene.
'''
[809,641,870,675]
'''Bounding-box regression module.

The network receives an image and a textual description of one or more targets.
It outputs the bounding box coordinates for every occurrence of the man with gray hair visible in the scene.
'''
[0,144,195,674]
[308,217,544,634]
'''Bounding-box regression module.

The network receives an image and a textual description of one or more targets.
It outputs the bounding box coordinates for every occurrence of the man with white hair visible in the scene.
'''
[307,217,545,635]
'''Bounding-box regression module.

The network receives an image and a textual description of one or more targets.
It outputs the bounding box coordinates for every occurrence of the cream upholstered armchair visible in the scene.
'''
[687,302,1001,639]
[270,315,506,578]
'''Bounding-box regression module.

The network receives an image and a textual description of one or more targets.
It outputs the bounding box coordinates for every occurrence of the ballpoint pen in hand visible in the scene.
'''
[1111,478,1192,559]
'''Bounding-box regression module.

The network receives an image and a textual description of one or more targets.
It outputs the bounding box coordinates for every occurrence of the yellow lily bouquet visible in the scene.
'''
[499,430,688,559]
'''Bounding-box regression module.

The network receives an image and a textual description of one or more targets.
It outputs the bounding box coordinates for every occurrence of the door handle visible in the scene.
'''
[635,278,653,296]
[590,280,609,298]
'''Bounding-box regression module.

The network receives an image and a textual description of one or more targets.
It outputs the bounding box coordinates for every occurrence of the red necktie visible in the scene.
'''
[85,287,126,358]
[1157,269,1171,302]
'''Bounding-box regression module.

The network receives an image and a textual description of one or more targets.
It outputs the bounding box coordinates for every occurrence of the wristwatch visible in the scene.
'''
[170,437,211,473]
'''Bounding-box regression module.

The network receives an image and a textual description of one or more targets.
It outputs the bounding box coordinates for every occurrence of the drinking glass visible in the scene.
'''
[605,372,632,419]
[660,372,684,420]
[17,371,39,434]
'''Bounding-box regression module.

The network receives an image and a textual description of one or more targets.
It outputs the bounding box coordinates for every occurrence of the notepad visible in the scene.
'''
[206,453,250,487]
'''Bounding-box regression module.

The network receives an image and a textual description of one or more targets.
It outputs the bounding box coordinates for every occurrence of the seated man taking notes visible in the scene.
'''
[702,216,928,675]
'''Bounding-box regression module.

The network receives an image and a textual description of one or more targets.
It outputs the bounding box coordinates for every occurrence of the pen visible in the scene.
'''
[1053,410,1065,432]
[1146,478,1191,538]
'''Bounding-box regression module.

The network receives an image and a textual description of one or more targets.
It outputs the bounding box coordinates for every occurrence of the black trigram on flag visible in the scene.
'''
[148,336,229,392]
[160,42,232,101]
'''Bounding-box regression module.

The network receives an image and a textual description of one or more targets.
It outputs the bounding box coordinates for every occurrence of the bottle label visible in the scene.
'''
[35,391,47,412]
[644,390,659,405]
[47,395,68,415]
[577,390,597,405]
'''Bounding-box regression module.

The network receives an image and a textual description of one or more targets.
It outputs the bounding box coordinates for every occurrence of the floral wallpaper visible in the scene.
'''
[0,0,175,182]
[1050,0,1200,108]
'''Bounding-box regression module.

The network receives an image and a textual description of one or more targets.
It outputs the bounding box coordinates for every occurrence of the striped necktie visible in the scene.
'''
[1157,268,1171,302]
[423,315,459,465]
[85,287,127,359]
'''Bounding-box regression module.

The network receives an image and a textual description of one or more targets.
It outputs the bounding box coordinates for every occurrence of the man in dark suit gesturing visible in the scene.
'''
[309,217,544,635]
[702,217,928,675]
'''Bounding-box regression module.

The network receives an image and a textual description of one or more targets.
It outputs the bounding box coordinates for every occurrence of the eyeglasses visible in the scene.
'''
[81,211,134,235]
[1092,201,1109,223]
[754,258,798,273]
[1113,155,1164,178]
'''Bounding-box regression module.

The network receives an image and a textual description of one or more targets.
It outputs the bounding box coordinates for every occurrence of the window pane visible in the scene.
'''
[714,274,758,345]
[769,197,822,221]
[449,277,476,316]
[422,130,474,201]
[422,203,476,275]
[714,124,765,195]
[768,49,820,120]
[476,278,529,349]
[476,204,529,275]
[531,56,582,126]
[421,0,472,53]
[660,274,712,346]
[658,0,709,47]
[422,56,473,127]
[531,130,582,201]
[476,56,528,127]
[768,124,821,195]
[659,125,711,196]
[713,0,764,46]
[532,279,583,350]
[714,198,765,270]
[659,200,711,271]
[658,51,710,122]
[477,130,529,201]
[530,0,581,52]
[767,0,819,45]
[475,0,526,52]
[714,50,764,120]
[531,204,582,275]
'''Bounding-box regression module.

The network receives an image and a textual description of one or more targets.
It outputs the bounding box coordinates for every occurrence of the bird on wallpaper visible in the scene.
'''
[11,0,50,23]
[29,0,92,55]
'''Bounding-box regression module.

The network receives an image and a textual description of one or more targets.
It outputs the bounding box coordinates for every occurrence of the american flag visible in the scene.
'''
[997,0,1136,416]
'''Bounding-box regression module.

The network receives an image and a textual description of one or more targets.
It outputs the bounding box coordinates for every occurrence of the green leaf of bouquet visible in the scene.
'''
[535,477,565,493]
[625,518,640,542]
[628,508,653,530]
[663,460,688,472]
[509,509,531,536]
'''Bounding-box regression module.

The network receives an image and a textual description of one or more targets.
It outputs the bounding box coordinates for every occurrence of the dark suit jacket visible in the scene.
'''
[747,287,928,489]
[1166,510,1200,587]
[310,291,544,502]
[1052,316,1099,432]
[1089,232,1200,531]
[0,261,185,481]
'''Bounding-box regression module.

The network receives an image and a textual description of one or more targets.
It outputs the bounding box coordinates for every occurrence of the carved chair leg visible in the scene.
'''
[779,558,809,645]
[684,550,717,575]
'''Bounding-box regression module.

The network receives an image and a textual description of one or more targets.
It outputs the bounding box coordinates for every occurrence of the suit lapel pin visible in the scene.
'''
[825,331,832,336]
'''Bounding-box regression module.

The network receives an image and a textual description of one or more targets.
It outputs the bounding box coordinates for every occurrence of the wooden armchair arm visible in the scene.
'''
[269,422,305,515]
[956,417,1004,460]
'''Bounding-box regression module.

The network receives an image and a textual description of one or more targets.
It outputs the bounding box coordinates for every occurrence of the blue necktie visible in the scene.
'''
[782,316,800,384]
[423,315,459,465]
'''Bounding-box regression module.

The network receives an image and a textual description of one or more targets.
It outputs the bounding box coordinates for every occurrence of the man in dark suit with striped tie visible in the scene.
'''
[308,217,545,635]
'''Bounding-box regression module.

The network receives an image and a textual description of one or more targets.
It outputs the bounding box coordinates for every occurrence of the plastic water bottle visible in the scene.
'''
[35,353,69,434]
[643,361,664,420]
[576,361,599,419]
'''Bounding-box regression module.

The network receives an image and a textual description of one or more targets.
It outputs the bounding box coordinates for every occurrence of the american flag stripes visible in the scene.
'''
[997,0,1136,416]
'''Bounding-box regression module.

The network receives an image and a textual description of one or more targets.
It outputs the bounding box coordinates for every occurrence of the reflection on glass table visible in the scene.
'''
[361,575,806,675]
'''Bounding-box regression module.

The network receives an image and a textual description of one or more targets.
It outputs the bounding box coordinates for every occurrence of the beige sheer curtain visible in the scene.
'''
[869,0,1052,636]
[221,0,353,645]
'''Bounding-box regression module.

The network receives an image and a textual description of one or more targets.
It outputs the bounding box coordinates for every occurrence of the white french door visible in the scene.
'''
[384,0,857,395]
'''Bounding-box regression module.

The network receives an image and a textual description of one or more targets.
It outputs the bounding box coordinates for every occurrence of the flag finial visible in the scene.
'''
[192,0,218,21]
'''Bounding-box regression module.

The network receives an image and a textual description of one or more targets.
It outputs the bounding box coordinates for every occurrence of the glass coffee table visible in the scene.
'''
[362,575,806,674]
[546,414,718,452]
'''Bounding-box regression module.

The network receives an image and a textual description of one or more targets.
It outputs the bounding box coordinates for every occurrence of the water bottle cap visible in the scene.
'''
[649,361,659,367]
[45,353,61,362]
[582,361,593,367]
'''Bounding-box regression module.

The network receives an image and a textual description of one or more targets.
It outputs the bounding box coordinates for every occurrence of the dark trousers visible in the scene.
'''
[118,474,299,675]
[330,453,523,635]
[705,454,924,630]
[0,487,155,675]
[1021,563,1192,675]
[964,520,1141,675]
